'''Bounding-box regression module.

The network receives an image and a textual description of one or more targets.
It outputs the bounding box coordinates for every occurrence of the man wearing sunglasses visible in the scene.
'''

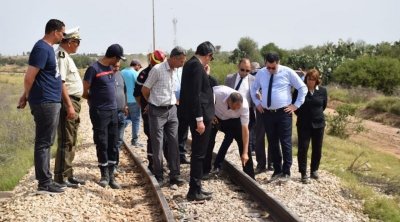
[250,52,307,183]
[54,27,86,188]
[204,58,255,178]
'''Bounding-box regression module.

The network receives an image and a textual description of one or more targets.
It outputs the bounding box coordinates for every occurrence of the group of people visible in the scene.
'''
[18,19,328,200]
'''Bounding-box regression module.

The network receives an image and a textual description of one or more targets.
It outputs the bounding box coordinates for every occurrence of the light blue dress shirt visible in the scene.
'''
[174,67,182,100]
[250,65,307,109]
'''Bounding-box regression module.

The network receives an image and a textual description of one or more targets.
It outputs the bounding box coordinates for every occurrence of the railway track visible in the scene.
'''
[122,141,175,222]
[126,134,301,221]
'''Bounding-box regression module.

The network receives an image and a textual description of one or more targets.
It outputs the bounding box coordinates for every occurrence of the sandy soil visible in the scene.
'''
[325,108,400,159]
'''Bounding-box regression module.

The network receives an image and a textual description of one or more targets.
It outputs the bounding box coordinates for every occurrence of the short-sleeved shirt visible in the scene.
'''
[134,66,152,110]
[115,71,127,110]
[143,61,177,106]
[121,67,138,104]
[83,61,117,110]
[213,85,250,125]
[56,46,83,97]
[28,39,62,104]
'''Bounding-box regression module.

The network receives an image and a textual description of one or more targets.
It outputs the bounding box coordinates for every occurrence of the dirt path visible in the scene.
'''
[325,108,400,159]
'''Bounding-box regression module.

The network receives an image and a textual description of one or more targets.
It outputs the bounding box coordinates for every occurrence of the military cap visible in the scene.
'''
[64,27,81,40]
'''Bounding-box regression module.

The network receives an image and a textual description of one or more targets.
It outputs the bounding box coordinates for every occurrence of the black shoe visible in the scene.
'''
[268,172,282,183]
[180,156,190,164]
[53,181,67,190]
[280,174,291,182]
[254,167,267,174]
[202,173,211,180]
[61,180,79,188]
[200,188,213,196]
[37,183,65,194]
[155,177,164,186]
[187,191,212,201]
[301,173,310,184]
[267,165,274,171]
[170,176,185,186]
[310,171,319,180]
[68,177,86,185]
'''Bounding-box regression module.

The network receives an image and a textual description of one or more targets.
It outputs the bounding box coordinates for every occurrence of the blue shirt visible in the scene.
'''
[174,67,182,100]
[28,39,62,104]
[83,61,117,110]
[121,67,138,103]
[250,65,307,109]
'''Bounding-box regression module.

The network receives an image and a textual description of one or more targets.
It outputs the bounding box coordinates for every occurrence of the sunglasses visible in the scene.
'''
[240,68,251,73]
[209,54,214,61]
[266,66,276,70]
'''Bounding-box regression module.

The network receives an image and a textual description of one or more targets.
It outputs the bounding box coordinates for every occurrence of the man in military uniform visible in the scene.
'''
[54,27,86,187]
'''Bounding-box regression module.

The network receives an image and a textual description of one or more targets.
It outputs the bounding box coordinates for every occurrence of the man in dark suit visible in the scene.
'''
[179,41,215,201]
[206,58,255,177]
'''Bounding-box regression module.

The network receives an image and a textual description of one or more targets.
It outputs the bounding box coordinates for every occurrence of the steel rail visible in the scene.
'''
[222,157,302,222]
[123,142,175,222]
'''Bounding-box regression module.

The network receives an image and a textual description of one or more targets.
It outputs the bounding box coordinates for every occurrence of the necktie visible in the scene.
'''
[235,77,243,90]
[267,74,274,107]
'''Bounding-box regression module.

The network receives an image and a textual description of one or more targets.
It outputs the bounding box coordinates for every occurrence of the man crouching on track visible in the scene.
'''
[207,85,254,179]
[141,46,187,186]
[82,44,126,189]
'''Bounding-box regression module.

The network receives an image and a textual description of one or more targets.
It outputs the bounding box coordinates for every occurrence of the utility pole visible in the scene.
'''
[152,0,155,51]
[173,18,178,47]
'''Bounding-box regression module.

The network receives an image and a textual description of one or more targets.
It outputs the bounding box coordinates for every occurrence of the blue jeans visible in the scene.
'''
[116,110,127,165]
[30,103,61,187]
[127,103,141,143]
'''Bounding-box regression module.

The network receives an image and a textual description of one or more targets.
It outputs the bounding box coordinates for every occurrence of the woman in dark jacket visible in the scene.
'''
[293,69,327,184]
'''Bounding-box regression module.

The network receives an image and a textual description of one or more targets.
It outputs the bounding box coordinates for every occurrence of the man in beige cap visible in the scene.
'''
[54,27,86,188]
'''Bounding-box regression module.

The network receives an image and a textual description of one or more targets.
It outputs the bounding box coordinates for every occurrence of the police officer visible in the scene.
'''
[54,27,86,187]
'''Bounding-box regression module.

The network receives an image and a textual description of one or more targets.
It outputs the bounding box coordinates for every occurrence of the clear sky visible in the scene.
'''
[0,0,399,56]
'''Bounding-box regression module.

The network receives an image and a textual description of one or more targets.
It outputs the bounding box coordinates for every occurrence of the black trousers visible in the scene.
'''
[254,109,272,168]
[189,120,212,192]
[206,118,255,179]
[89,108,118,166]
[297,126,324,174]
[262,109,293,176]
[177,105,189,158]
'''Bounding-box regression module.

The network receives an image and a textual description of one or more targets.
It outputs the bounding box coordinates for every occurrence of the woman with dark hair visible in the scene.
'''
[293,69,328,184]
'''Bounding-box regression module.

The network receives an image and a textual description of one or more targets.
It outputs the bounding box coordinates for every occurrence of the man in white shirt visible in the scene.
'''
[205,85,254,179]
[142,46,186,186]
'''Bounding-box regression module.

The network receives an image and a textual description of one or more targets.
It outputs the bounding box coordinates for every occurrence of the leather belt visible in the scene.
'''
[69,95,81,102]
[150,103,175,109]
[263,107,286,113]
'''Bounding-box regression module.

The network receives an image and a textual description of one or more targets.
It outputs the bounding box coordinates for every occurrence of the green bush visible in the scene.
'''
[209,60,237,84]
[333,56,400,95]
[366,96,400,115]
[327,104,360,139]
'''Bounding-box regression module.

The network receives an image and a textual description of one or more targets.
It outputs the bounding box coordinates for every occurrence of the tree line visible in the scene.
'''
[2,38,400,94]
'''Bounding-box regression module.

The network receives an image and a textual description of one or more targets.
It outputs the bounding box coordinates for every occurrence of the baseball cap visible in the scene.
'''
[130,59,141,67]
[105,44,126,61]
[64,27,81,40]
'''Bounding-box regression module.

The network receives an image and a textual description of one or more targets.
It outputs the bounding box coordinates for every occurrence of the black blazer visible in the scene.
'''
[179,56,215,122]
[293,86,328,129]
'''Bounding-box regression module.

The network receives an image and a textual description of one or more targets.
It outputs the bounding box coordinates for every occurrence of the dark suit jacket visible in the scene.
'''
[225,73,255,106]
[293,86,328,129]
[179,56,215,122]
